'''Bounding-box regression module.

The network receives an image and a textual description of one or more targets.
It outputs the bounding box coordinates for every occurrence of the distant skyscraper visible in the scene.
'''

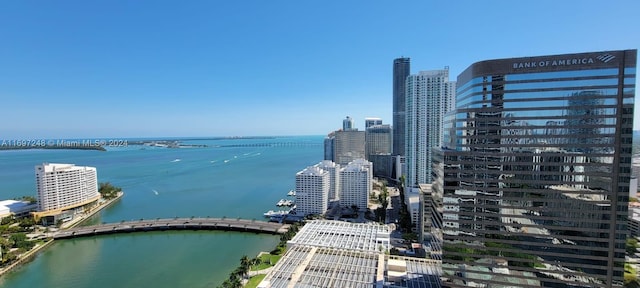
[365,124,392,158]
[339,159,372,211]
[343,116,354,131]
[436,50,636,287]
[333,130,365,165]
[405,68,455,188]
[295,166,329,216]
[364,117,383,129]
[323,132,335,161]
[393,57,410,156]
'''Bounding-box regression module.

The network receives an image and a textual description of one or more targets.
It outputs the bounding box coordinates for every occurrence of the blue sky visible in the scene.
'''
[1,0,639,138]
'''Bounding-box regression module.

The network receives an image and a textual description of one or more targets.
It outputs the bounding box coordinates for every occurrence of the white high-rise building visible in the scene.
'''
[34,163,99,216]
[315,160,340,204]
[405,68,455,188]
[295,166,329,216]
[339,159,372,211]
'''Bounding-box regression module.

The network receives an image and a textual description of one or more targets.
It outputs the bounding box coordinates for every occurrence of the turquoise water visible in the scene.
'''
[0,136,322,288]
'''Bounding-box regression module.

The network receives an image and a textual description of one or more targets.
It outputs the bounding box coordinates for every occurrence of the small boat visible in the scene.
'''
[287,190,296,196]
[276,199,286,206]
[263,210,289,217]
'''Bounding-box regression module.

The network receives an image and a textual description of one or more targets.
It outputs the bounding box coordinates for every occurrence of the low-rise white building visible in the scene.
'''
[0,200,37,218]
[259,220,441,288]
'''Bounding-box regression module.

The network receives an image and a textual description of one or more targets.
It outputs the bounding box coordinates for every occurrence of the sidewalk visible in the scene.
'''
[61,192,123,229]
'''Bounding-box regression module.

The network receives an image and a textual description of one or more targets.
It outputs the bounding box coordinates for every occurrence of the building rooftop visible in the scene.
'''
[288,220,390,252]
[37,163,95,173]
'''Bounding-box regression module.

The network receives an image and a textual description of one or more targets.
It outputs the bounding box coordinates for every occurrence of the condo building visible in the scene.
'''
[295,166,330,216]
[393,57,410,157]
[316,160,340,203]
[405,68,455,188]
[339,159,372,211]
[436,50,636,287]
[33,163,100,222]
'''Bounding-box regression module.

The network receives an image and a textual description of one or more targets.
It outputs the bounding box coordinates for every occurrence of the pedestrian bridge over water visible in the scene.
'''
[53,217,289,239]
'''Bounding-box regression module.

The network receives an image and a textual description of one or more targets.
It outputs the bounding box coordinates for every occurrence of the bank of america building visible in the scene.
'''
[435,50,636,287]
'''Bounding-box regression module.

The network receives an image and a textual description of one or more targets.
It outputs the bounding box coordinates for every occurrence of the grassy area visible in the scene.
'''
[245,274,267,288]
[251,254,282,271]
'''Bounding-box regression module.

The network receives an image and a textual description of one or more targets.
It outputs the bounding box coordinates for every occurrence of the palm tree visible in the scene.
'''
[239,255,251,278]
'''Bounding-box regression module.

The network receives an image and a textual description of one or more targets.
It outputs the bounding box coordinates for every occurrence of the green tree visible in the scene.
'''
[627,238,639,254]
[239,255,251,277]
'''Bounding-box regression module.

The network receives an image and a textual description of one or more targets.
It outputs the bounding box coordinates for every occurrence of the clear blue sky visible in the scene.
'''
[1,1,639,138]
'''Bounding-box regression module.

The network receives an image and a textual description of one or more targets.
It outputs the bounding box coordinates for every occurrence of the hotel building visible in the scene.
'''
[405,68,455,188]
[436,50,636,287]
[33,163,100,222]
[295,166,330,216]
[339,159,372,211]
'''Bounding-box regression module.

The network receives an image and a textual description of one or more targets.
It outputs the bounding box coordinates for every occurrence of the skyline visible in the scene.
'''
[1,1,639,138]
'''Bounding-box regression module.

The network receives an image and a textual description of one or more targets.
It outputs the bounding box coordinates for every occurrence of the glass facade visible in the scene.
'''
[393,57,410,156]
[436,50,636,287]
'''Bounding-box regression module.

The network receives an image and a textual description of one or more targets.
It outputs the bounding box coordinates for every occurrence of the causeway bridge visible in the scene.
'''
[53,217,290,239]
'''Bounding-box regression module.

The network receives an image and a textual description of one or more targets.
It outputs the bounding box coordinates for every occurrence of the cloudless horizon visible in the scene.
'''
[1,1,639,138]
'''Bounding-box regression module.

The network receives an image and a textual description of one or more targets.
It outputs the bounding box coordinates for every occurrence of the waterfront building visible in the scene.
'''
[295,166,329,216]
[437,50,636,287]
[33,163,100,223]
[0,200,37,219]
[339,159,372,211]
[405,68,455,189]
[343,116,354,131]
[315,160,340,203]
[393,57,410,157]
[258,220,442,287]
[365,117,383,129]
[333,130,365,165]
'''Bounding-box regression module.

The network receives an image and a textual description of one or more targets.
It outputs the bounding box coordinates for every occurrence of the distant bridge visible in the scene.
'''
[53,217,289,239]
[216,142,322,148]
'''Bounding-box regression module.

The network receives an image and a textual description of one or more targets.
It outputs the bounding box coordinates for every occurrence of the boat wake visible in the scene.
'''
[152,189,159,195]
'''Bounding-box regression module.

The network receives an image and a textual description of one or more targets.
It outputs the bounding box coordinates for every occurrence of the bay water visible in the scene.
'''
[0,136,322,288]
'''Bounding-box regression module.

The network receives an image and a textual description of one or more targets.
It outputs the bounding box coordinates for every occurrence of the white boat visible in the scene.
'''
[276,199,286,206]
[283,200,294,206]
[287,190,296,196]
[263,210,289,217]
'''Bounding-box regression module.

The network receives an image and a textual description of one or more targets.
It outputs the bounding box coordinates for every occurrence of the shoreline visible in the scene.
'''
[0,192,124,278]
[62,191,124,229]
[0,146,106,152]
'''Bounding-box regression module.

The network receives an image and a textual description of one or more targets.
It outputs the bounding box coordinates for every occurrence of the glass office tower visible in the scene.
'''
[437,50,636,287]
